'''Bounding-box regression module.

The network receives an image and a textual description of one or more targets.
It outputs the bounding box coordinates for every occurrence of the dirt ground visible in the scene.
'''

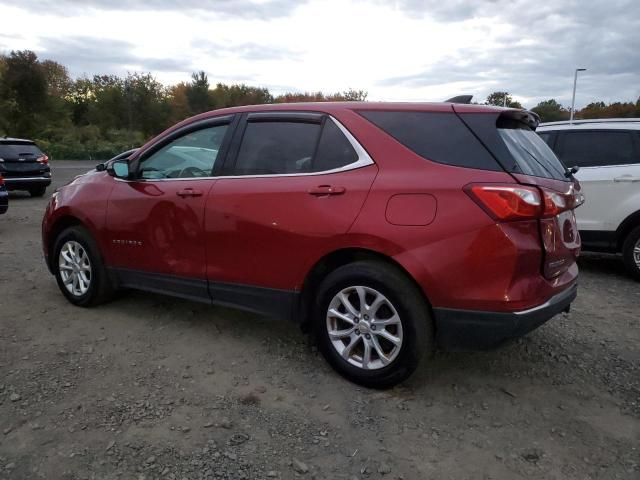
[1,161,638,480]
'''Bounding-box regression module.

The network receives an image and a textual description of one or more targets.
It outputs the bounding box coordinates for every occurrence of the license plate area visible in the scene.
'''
[3,162,40,173]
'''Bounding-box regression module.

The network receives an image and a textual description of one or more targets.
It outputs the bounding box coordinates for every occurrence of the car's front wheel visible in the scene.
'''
[53,226,115,306]
[622,225,640,281]
[314,260,433,388]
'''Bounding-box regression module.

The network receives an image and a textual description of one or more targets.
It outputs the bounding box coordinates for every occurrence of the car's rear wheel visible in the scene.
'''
[53,226,115,306]
[29,186,47,197]
[622,226,640,281]
[314,260,433,388]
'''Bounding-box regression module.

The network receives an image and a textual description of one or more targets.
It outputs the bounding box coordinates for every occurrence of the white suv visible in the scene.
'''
[537,119,640,279]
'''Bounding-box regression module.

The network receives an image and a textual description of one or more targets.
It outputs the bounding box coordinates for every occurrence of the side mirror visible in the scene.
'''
[107,159,130,179]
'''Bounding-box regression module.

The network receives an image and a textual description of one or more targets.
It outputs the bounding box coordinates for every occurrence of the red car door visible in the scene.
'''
[204,113,378,309]
[105,119,233,297]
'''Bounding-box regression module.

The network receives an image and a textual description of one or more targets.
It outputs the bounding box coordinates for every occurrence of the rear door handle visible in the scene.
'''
[307,185,346,196]
[614,176,640,183]
[176,188,203,197]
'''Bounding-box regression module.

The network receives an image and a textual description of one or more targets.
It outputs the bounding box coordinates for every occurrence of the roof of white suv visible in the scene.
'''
[538,118,640,131]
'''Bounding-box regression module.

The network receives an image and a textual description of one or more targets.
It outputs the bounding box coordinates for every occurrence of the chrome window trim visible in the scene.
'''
[115,115,374,183]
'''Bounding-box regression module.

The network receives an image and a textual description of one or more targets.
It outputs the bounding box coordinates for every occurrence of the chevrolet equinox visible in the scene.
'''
[42,102,582,387]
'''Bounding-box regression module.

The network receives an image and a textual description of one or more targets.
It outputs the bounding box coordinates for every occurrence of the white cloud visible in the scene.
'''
[0,0,638,108]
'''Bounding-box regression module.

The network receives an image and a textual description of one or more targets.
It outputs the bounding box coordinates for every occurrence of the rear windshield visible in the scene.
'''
[0,142,42,158]
[497,118,567,180]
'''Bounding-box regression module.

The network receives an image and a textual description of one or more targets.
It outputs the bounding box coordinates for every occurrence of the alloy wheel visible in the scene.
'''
[326,286,403,370]
[634,238,640,268]
[58,240,92,297]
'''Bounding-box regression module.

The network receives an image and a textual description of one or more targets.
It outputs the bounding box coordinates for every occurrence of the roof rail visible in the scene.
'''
[445,95,473,104]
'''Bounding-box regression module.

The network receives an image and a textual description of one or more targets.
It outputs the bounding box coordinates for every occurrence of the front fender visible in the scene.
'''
[42,174,115,270]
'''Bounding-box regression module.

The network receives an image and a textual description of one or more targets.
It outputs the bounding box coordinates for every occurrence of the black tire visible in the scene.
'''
[314,260,433,389]
[622,226,640,281]
[52,226,115,307]
[29,186,47,197]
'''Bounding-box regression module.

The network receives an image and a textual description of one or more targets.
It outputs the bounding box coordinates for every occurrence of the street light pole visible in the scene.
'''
[570,68,586,124]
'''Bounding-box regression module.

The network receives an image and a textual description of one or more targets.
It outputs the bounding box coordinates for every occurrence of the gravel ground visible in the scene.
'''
[0,161,638,480]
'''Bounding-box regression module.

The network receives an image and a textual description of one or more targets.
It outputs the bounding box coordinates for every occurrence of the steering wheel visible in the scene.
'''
[177,166,205,178]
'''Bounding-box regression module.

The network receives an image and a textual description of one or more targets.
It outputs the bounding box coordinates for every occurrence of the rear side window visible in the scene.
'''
[233,118,359,175]
[0,142,42,158]
[557,130,637,167]
[497,118,567,179]
[358,111,501,171]
[235,121,320,175]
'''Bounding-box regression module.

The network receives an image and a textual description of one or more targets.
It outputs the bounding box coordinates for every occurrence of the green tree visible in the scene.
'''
[1,50,48,137]
[186,71,211,114]
[485,91,522,109]
[531,99,570,122]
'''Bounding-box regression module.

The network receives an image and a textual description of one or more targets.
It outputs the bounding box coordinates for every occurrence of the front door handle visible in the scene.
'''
[614,176,640,183]
[176,188,203,197]
[308,185,346,196]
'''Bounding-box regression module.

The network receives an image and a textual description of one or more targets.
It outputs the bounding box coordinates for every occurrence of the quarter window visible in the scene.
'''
[558,130,637,167]
[314,120,358,171]
[139,125,228,179]
[358,110,501,171]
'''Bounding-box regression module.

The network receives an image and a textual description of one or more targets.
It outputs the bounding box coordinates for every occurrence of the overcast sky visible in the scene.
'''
[0,0,638,108]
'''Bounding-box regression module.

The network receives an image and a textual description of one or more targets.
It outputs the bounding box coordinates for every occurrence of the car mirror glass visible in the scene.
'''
[109,159,130,179]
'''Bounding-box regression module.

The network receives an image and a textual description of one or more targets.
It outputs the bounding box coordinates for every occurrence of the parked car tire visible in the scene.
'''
[29,186,47,197]
[314,260,433,388]
[53,226,115,306]
[622,225,640,281]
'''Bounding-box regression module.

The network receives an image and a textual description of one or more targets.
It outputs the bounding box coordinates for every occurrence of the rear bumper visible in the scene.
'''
[4,175,52,190]
[433,282,577,350]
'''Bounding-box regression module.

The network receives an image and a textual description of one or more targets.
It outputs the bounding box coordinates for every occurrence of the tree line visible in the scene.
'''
[480,91,640,122]
[0,50,367,159]
[0,50,638,160]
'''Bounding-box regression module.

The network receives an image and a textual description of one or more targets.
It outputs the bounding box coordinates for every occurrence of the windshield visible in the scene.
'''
[498,119,567,180]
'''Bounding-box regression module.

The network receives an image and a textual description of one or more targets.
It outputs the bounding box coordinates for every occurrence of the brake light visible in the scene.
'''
[0,175,4,186]
[465,185,541,221]
[37,154,49,165]
[466,184,583,222]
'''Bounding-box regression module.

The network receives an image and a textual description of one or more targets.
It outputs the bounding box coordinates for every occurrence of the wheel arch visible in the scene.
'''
[45,215,86,273]
[616,209,640,251]
[296,247,433,330]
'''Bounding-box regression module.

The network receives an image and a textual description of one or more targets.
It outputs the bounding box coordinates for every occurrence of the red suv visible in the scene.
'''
[42,102,582,387]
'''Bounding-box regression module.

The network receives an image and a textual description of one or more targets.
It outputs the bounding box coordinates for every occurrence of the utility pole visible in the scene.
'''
[570,68,587,124]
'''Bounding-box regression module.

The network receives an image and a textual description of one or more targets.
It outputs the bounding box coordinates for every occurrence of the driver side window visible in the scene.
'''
[139,124,228,179]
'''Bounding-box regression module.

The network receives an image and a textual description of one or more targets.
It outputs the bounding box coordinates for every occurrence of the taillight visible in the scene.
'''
[466,184,581,222]
[465,184,541,221]
[540,188,566,217]
[37,154,49,165]
[0,175,4,186]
